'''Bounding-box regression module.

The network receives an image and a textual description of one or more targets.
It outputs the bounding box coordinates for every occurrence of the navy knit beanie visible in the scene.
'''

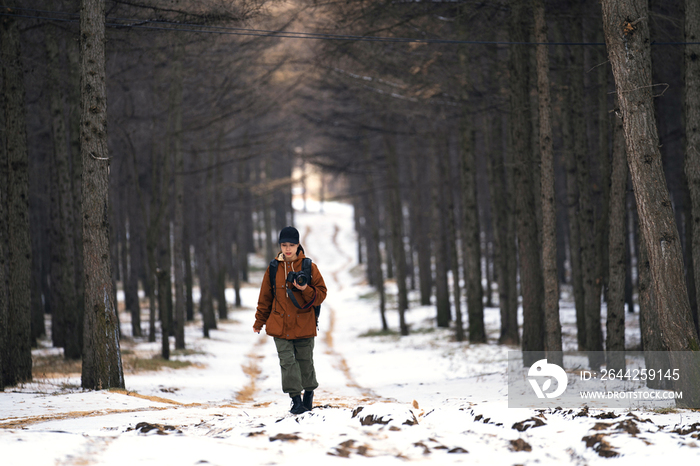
[278,226,299,244]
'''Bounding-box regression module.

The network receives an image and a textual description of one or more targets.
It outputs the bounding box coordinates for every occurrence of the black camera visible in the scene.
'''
[286,270,309,287]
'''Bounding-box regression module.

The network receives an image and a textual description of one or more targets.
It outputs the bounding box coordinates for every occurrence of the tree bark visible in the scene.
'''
[363,143,388,331]
[638,233,672,389]
[157,268,170,360]
[171,41,186,349]
[571,2,604,369]
[438,139,465,342]
[2,4,33,386]
[0,97,7,391]
[67,23,85,345]
[79,0,124,390]
[509,0,545,366]
[184,195,194,322]
[486,112,518,345]
[602,0,700,406]
[384,130,409,336]
[432,136,451,329]
[123,212,141,338]
[46,25,80,359]
[460,118,485,343]
[408,150,432,307]
[596,28,612,309]
[533,0,562,364]
[685,0,700,337]
[607,109,627,372]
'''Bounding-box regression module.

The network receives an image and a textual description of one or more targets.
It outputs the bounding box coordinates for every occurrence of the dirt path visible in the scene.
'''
[314,224,379,401]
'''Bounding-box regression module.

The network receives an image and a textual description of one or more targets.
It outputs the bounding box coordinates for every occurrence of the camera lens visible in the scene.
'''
[296,274,307,286]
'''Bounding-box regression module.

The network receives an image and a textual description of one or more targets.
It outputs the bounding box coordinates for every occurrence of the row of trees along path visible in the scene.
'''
[2,0,700,406]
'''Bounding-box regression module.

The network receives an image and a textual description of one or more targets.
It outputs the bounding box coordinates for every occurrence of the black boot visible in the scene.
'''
[302,391,314,411]
[290,395,308,415]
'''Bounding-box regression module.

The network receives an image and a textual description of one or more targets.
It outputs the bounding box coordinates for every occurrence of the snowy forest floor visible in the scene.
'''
[2,200,700,465]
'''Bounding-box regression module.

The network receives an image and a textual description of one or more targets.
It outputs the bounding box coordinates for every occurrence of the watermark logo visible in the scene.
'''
[527,359,568,399]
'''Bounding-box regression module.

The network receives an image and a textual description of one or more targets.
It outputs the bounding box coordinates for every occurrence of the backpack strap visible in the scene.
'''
[268,259,278,302]
[302,258,312,278]
[304,258,321,326]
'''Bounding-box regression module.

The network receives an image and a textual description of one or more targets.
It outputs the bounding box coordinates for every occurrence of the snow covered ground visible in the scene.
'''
[2,200,700,465]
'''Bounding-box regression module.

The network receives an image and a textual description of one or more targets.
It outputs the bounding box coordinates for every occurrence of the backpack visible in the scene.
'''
[269,257,321,327]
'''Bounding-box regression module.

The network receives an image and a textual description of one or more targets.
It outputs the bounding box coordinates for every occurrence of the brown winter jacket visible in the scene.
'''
[253,246,327,340]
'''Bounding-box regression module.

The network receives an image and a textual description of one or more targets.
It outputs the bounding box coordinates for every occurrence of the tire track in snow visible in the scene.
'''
[235,332,268,403]
[308,223,379,401]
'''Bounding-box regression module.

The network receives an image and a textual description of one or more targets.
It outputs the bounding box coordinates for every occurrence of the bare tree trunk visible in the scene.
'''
[607,108,627,372]
[79,0,124,390]
[123,214,141,338]
[171,42,186,349]
[0,233,5,391]
[158,219,172,339]
[146,212,158,343]
[263,158,275,261]
[460,118,485,343]
[571,3,604,370]
[596,29,612,307]
[408,149,432,307]
[201,150,217,336]
[486,112,518,345]
[638,233,672,389]
[432,137,451,329]
[184,199,194,322]
[686,0,700,337]
[2,4,33,386]
[384,130,409,336]
[509,0,545,366]
[602,0,700,406]
[238,156,252,283]
[439,139,465,342]
[363,142,388,330]
[554,19,587,352]
[533,0,562,365]
[49,119,65,350]
[46,24,80,359]
[157,268,170,360]
[67,23,85,345]
[29,211,44,345]
[214,136,227,322]
[0,93,7,391]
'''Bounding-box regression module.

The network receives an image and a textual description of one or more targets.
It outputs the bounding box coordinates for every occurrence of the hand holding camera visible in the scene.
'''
[287,270,309,290]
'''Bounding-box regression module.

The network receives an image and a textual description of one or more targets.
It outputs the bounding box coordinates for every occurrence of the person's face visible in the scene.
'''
[280,242,298,259]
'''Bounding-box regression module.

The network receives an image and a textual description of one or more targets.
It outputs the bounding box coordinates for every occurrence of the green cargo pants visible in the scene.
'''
[273,337,318,398]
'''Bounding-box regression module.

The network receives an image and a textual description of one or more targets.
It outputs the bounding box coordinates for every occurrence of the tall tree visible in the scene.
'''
[607,107,627,372]
[171,41,186,350]
[602,0,700,407]
[439,135,465,342]
[460,118,485,343]
[486,113,518,346]
[2,3,33,386]
[686,0,700,336]
[363,144,388,331]
[67,26,85,349]
[571,1,604,369]
[533,0,562,365]
[46,24,80,359]
[0,109,7,391]
[384,129,409,336]
[509,0,545,366]
[80,0,124,390]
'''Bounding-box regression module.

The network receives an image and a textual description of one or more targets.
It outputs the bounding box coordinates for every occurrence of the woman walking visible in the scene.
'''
[253,226,327,414]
